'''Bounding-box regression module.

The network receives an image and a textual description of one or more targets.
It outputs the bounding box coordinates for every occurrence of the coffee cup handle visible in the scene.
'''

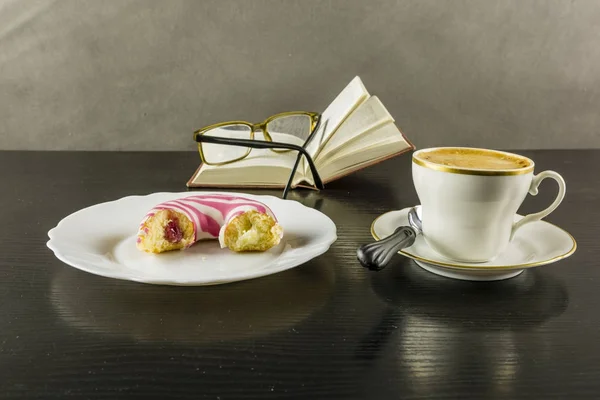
[511,170,566,239]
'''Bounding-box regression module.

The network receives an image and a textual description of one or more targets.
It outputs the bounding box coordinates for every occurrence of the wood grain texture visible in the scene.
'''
[0,150,598,399]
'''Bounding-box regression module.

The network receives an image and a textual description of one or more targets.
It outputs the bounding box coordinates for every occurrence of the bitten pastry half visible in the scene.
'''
[136,194,283,254]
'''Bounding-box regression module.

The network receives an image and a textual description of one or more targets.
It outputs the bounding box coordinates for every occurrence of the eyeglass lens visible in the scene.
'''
[266,114,313,147]
[201,124,252,164]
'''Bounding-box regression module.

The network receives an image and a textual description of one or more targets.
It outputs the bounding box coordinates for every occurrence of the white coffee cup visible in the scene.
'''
[412,147,566,263]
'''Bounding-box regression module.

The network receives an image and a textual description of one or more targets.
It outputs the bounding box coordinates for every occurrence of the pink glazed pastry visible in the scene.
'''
[136,194,283,253]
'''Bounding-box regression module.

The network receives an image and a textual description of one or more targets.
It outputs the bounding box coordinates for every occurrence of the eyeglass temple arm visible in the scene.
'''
[195,136,324,190]
[283,152,304,199]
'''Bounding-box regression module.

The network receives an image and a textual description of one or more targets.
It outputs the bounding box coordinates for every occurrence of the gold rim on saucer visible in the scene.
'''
[370,211,577,271]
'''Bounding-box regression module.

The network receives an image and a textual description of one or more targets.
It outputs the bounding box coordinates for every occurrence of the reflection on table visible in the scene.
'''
[356,259,568,397]
[50,260,336,345]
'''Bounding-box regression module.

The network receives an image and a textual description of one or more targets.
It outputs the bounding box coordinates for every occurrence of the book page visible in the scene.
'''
[198,147,296,171]
[318,141,411,182]
[315,96,394,164]
[317,123,412,180]
[302,76,370,166]
[191,164,294,187]
[188,131,306,187]
[317,121,402,166]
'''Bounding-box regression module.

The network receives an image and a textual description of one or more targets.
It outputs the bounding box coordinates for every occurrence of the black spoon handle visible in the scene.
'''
[357,226,417,271]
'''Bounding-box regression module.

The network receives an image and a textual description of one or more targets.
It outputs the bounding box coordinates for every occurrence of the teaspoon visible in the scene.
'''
[357,206,423,271]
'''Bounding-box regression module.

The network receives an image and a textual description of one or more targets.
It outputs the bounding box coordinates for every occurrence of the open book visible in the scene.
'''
[186,76,414,189]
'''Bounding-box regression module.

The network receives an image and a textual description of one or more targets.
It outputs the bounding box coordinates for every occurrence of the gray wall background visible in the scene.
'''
[1,0,599,151]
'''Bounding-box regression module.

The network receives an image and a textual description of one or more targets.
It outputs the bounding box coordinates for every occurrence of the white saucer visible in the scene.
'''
[47,192,337,286]
[371,207,576,281]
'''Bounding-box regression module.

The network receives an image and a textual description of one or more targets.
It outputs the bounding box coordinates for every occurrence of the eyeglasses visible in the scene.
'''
[193,111,324,199]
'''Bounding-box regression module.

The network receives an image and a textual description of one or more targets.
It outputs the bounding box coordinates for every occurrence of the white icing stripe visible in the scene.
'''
[186,197,268,209]
[183,196,277,220]
[185,202,226,229]
[223,205,261,224]
[176,200,227,223]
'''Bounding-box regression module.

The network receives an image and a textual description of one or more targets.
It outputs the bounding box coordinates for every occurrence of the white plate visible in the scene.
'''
[47,192,337,286]
[371,207,577,281]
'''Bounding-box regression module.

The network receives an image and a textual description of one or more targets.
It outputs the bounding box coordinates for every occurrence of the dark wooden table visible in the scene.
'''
[1,150,598,399]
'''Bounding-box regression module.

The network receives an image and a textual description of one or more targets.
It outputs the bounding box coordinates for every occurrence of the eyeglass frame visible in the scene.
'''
[193,111,324,199]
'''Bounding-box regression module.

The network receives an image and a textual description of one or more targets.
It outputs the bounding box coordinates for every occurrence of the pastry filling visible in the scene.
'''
[164,219,183,243]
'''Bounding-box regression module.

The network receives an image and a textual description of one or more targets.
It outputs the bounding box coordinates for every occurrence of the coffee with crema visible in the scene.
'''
[417,148,531,170]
